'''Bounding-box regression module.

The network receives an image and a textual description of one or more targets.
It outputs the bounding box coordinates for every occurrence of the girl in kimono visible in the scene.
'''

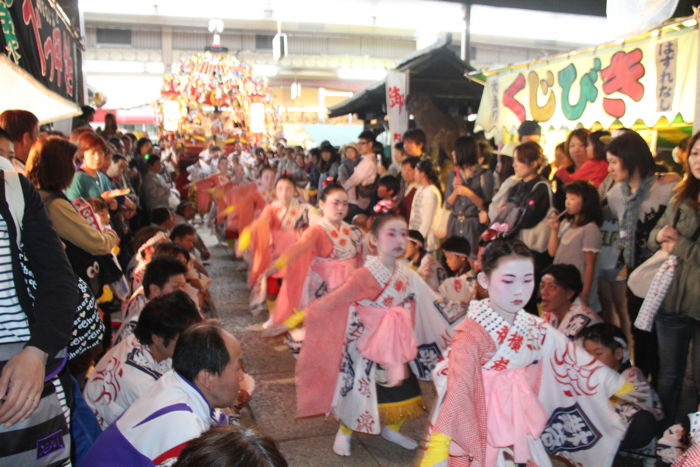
[238,175,312,315]
[295,213,458,457]
[261,184,364,350]
[423,239,636,467]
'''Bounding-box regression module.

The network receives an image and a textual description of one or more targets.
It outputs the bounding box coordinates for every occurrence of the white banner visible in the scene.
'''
[385,70,409,143]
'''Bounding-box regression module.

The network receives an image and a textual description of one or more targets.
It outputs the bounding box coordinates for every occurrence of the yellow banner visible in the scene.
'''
[475,25,698,142]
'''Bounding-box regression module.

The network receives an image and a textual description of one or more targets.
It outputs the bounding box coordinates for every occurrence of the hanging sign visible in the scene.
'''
[475,25,697,141]
[0,0,83,105]
[385,70,409,143]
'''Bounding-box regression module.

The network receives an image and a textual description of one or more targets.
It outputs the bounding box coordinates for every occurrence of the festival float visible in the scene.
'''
[157,50,281,154]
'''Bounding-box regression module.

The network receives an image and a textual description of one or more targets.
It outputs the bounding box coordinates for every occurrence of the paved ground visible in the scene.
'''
[204,234,435,466]
[203,232,644,467]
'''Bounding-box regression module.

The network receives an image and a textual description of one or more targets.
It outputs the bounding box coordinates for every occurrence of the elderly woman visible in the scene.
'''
[26,136,119,295]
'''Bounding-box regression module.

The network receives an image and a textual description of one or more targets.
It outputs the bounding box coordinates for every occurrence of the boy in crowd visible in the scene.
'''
[116,257,188,343]
[373,175,401,214]
[402,128,428,159]
[85,291,201,429]
[580,324,663,451]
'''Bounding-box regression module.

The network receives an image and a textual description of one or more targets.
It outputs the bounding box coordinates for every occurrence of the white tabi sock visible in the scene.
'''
[381,425,418,450]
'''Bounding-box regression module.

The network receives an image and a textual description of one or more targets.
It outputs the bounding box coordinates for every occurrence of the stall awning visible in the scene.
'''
[0,54,80,123]
[0,0,84,123]
[474,16,698,143]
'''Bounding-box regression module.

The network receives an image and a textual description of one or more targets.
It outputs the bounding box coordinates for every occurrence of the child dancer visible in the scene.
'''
[238,175,312,314]
[295,213,460,457]
[261,184,364,348]
[423,239,634,467]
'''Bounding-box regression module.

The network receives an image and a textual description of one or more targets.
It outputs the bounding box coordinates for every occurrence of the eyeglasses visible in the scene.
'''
[358,141,368,145]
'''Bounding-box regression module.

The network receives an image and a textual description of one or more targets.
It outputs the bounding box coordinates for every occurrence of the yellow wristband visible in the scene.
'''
[283,309,306,329]
[273,255,288,271]
[420,433,450,467]
[238,228,251,251]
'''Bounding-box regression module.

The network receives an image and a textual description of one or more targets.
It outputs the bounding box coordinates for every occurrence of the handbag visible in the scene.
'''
[519,180,556,253]
[628,250,669,299]
[628,209,685,299]
[433,204,451,240]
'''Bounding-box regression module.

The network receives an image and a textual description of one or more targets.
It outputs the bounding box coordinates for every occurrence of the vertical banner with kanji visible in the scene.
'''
[0,0,83,106]
[385,70,409,143]
[475,24,697,141]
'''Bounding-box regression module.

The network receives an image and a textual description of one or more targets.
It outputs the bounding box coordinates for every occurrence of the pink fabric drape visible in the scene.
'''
[356,305,417,386]
[481,364,546,466]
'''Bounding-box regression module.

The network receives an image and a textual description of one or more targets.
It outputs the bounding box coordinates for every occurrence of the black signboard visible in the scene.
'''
[0,0,83,105]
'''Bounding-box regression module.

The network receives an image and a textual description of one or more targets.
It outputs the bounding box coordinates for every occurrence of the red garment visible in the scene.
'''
[400,186,416,222]
[555,160,608,187]
[271,226,332,324]
[432,319,495,466]
[296,267,382,418]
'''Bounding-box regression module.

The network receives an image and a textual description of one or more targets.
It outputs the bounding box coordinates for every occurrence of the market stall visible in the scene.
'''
[473,15,698,156]
[0,0,83,122]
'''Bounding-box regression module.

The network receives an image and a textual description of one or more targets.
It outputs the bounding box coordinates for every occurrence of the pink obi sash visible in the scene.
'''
[356,305,417,386]
[481,364,547,466]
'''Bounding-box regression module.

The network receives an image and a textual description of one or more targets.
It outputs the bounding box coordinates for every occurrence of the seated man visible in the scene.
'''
[85,291,200,429]
[116,257,188,344]
[539,263,602,339]
[82,323,243,466]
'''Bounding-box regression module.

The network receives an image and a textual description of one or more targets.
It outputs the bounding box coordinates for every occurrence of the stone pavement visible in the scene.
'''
[204,237,436,466]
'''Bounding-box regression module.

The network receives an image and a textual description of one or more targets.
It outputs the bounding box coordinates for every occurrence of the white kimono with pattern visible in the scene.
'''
[332,257,462,434]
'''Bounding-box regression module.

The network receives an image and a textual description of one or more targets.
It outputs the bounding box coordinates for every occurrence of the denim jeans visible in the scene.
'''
[655,311,700,428]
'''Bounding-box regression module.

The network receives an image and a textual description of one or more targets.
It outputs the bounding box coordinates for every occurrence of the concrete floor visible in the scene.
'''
[204,234,645,467]
[205,238,434,466]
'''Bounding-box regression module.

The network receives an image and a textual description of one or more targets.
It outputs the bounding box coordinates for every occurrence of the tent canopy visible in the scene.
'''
[328,35,483,120]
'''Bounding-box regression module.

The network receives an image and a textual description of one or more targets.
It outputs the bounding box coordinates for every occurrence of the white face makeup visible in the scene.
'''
[478,255,534,321]
[320,190,349,223]
[374,218,408,259]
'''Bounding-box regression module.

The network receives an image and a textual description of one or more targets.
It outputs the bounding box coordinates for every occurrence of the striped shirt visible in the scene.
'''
[0,216,28,343]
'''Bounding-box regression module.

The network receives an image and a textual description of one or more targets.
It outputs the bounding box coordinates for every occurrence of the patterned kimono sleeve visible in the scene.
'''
[308,267,380,315]
[432,320,496,464]
[297,268,382,417]
[409,268,467,380]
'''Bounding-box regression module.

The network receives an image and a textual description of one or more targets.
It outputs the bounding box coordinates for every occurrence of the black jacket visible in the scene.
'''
[0,172,78,355]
